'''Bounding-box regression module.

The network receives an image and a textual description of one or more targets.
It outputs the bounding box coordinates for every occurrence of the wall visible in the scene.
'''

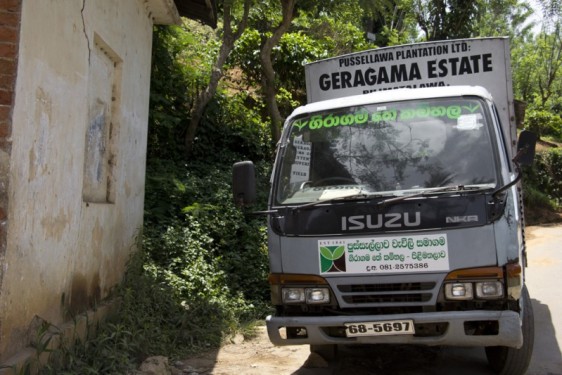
[0,0,21,359]
[0,0,169,360]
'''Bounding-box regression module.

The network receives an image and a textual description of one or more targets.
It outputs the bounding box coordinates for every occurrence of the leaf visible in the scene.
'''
[320,246,335,260]
[332,245,345,259]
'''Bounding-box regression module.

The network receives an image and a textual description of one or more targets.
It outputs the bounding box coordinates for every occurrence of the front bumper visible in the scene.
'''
[266,310,522,348]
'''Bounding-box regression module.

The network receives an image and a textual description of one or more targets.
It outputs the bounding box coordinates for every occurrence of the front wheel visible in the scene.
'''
[485,286,534,375]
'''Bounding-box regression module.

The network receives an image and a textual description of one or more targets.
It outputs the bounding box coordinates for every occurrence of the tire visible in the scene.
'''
[485,286,535,375]
[310,344,337,361]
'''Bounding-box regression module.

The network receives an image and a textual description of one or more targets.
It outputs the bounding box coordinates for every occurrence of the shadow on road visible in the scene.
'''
[529,298,562,375]
[289,299,561,375]
[291,344,495,375]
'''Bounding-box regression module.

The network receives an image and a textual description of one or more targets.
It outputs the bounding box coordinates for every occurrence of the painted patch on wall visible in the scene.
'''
[83,33,121,203]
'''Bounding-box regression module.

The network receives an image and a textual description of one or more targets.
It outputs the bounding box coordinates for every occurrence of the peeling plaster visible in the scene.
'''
[29,87,51,181]
[40,208,70,242]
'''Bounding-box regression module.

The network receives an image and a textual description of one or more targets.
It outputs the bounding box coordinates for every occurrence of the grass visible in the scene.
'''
[37,248,269,375]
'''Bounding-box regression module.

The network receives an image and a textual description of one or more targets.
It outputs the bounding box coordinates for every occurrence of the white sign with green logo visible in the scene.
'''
[319,234,449,275]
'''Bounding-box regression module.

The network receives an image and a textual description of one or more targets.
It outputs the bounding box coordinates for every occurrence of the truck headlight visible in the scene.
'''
[475,281,503,299]
[282,288,305,303]
[306,288,330,304]
[281,287,330,304]
[445,282,473,300]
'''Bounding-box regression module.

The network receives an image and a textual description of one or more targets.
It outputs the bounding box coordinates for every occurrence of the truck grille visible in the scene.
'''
[337,282,437,306]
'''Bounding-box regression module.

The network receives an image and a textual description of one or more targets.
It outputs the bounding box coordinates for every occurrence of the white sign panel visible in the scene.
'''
[305,38,514,147]
[319,234,449,275]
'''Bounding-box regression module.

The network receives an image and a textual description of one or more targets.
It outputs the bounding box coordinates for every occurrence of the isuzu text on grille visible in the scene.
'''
[341,212,421,231]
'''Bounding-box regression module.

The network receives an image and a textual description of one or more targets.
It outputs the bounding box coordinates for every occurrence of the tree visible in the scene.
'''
[259,0,297,143]
[185,0,251,157]
[512,0,562,112]
[413,0,479,40]
[149,23,218,161]
[363,0,419,46]
[230,0,377,142]
[474,0,533,38]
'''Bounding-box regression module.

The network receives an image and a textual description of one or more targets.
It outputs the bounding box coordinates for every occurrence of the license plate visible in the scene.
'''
[345,320,415,337]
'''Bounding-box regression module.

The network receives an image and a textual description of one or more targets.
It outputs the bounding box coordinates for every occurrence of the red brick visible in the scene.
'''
[0,122,10,138]
[0,11,20,27]
[0,104,8,118]
[0,42,15,58]
[0,59,15,73]
[0,74,15,91]
[0,89,12,105]
[0,25,17,41]
[0,0,22,13]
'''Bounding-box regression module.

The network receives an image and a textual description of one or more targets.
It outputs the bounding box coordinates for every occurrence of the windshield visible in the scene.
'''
[275,97,498,205]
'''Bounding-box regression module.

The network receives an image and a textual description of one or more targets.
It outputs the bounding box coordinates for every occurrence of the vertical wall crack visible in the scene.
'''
[81,0,91,64]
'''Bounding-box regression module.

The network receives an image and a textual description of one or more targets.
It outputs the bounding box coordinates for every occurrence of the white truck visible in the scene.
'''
[233,37,536,374]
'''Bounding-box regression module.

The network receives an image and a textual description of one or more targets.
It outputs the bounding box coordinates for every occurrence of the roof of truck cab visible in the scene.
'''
[289,85,494,118]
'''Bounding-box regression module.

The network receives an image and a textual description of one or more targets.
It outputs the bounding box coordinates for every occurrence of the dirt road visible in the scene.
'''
[180,225,562,375]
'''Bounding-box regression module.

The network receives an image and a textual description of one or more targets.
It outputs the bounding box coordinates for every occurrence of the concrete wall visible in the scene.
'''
[0,0,176,360]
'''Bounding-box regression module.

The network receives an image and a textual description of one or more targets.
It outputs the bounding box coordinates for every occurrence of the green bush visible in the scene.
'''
[190,92,272,162]
[523,148,562,204]
[523,109,562,139]
[144,159,271,304]
[523,148,562,224]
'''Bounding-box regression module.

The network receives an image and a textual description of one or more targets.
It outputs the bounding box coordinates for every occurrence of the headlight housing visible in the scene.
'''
[445,282,473,300]
[305,288,331,304]
[444,281,504,300]
[282,288,306,303]
[444,267,505,301]
[475,281,503,299]
[281,287,330,304]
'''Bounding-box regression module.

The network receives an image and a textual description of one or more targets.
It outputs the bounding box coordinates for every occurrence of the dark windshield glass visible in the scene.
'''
[275,97,498,205]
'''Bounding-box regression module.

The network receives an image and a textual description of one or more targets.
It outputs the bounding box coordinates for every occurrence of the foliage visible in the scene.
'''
[230,1,375,114]
[523,108,562,139]
[411,0,477,40]
[360,0,420,46]
[148,22,219,161]
[512,27,562,111]
[474,0,534,38]
[184,0,252,156]
[144,159,272,304]
[189,92,272,162]
[40,247,269,374]
[523,148,562,207]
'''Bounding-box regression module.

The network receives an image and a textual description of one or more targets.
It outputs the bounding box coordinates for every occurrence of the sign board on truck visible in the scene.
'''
[304,38,516,151]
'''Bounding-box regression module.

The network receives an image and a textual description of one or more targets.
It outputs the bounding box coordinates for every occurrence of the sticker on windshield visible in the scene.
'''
[456,114,483,130]
[293,103,482,132]
[319,234,449,274]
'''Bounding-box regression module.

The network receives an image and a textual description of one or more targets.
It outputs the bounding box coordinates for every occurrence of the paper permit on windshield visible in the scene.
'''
[457,114,483,130]
[319,187,363,200]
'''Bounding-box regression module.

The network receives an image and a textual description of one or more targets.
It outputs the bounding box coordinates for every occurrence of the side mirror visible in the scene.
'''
[515,130,537,166]
[232,161,256,207]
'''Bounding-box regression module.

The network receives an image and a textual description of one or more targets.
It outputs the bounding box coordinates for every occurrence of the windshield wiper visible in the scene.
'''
[288,184,492,212]
[290,192,385,211]
[377,184,493,207]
